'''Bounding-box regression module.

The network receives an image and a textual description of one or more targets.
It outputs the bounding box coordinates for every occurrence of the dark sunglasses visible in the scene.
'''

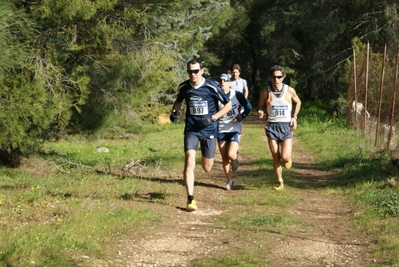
[186,69,200,74]
[219,79,229,83]
[271,75,284,79]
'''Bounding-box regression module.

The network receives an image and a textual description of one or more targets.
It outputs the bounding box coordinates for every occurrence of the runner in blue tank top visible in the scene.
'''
[170,59,232,212]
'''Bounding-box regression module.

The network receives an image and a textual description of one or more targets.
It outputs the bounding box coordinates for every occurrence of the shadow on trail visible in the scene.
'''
[214,225,369,247]
[242,114,390,190]
[288,157,389,189]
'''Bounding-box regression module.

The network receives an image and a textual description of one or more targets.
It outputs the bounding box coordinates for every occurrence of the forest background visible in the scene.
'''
[1,0,399,163]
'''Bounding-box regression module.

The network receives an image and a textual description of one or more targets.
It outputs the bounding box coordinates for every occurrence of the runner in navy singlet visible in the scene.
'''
[170,59,232,211]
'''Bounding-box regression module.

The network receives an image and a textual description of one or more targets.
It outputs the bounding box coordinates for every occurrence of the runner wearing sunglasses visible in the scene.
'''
[217,73,252,190]
[170,59,232,211]
[257,65,301,190]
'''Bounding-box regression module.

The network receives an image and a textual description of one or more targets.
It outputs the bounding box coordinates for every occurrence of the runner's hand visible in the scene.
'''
[197,114,214,128]
[170,111,178,123]
[235,114,243,122]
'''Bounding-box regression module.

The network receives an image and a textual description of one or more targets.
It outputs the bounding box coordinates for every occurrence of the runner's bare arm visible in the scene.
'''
[290,87,301,118]
[289,87,301,130]
[257,89,268,118]
[214,101,232,120]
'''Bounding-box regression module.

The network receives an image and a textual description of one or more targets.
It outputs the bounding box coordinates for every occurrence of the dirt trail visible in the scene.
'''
[92,119,378,267]
[269,143,376,266]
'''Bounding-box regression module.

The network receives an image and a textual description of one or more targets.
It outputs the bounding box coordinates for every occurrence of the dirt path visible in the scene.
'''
[269,143,375,266]
[92,121,378,267]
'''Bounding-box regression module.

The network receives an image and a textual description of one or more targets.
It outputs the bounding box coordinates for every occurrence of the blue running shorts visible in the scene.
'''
[184,134,217,159]
[266,122,292,142]
[217,132,240,143]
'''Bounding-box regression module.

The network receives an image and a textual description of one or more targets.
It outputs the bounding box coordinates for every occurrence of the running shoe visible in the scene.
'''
[224,179,234,190]
[284,158,292,169]
[231,154,239,171]
[273,182,284,190]
[186,200,198,212]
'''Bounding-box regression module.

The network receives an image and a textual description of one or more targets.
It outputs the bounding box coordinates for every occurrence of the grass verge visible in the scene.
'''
[0,107,398,266]
[297,106,399,266]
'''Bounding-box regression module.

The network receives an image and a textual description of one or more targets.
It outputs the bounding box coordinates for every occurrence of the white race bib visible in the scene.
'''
[224,103,238,119]
[271,105,288,117]
[189,101,209,115]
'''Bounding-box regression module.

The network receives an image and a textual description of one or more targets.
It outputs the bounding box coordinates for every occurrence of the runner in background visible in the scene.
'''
[217,73,252,190]
[230,64,249,99]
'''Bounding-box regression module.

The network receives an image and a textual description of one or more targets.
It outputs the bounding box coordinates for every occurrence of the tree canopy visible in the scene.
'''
[1,0,398,163]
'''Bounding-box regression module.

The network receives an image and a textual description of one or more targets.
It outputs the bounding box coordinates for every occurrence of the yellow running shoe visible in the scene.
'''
[273,182,284,190]
[284,158,292,169]
[186,200,198,212]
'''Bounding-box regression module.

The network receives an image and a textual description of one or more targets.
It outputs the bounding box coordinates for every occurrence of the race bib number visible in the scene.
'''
[271,105,288,117]
[189,101,209,115]
[224,103,238,118]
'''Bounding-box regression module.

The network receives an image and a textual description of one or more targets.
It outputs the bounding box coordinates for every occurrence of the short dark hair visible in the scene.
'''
[269,65,285,76]
[232,64,241,72]
[187,59,203,69]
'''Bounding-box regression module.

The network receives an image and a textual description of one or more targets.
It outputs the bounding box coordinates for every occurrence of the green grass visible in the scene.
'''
[1,108,399,266]
[0,169,158,266]
[296,106,399,265]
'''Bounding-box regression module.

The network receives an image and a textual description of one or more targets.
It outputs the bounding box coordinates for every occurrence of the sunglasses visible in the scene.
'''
[186,69,200,74]
[219,79,229,83]
[271,75,284,79]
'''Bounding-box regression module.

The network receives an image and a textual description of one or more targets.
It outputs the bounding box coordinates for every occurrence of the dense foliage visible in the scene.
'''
[1,0,398,162]
[206,0,399,100]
